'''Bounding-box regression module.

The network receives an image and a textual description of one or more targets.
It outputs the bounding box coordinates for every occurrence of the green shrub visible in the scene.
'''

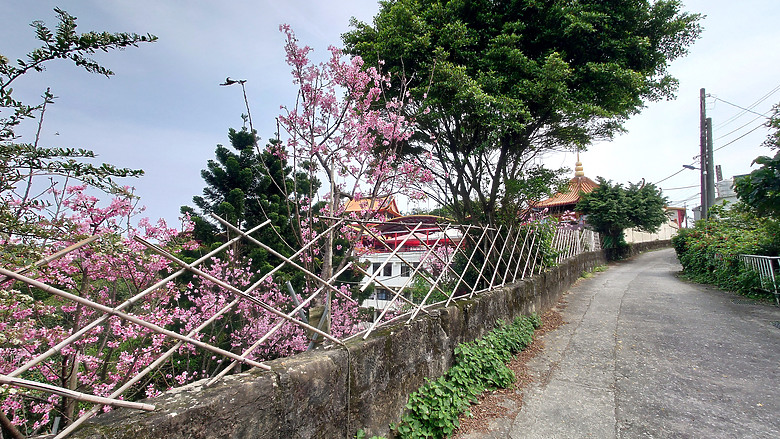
[393,314,541,439]
[672,204,779,297]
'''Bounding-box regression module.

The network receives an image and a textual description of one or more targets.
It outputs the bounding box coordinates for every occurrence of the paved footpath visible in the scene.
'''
[457,248,780,439]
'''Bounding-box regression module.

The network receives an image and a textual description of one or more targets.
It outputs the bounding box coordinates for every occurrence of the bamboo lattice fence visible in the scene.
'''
[0,215,598,438]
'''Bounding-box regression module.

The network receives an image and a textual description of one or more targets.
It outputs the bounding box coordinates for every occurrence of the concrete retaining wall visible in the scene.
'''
[72,251,608,439]
[629,239,672,256]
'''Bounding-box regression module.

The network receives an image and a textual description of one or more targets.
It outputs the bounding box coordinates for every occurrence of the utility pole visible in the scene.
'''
[706,117,716,211]
[699,88,709,220]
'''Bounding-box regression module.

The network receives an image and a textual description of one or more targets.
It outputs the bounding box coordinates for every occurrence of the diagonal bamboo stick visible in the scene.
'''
[8,223,269,378]
[204,262,356,387]
[0,374,155,411]
[209,214,356,304]
[54,296,247,439]
[0,235,100,283]
[135,237,343,346]
[0,267,268,370]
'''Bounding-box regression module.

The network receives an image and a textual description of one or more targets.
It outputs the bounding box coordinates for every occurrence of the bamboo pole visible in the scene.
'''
[0,267,268,370]
[358,222,423,292]
[511,226,533,282]
[0,374,155,411]
[352,264,426,311]
[209,214,356,304]
[356,222,450,303]
[445,226,489,307]
[405,227,460,323]
[7,224,268,378]
[488,225,514,290]
[468,225,503,299]
[500,228,523,286]
[0,235,100,283]
[408,223,474,306]
[135,237,343,346]
[205,262,356,387]
[54,297,245,439]
[521,230,538,279]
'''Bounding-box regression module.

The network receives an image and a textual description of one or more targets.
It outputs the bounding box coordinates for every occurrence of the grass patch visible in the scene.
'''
[581,264,607,279]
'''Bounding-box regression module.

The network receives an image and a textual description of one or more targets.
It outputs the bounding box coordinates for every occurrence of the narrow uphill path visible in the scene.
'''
[456,248,780,439]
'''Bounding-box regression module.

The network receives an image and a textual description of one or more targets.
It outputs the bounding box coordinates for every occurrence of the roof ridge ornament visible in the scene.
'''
[575,150,585,177]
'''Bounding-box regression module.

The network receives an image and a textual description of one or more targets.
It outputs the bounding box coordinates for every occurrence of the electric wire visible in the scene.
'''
[648,84,779,201]
[660,184,699,191]
[652,168,687,185]
[714,122,767,152]
[652,157,699,186]
[670,192,701,206]
[712,82,780,129]
[711,95,774,119]
[715,111,771,141]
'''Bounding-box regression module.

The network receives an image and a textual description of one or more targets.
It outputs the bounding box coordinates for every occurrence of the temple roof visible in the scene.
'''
[343,196,402,218]
[532,158,599,209]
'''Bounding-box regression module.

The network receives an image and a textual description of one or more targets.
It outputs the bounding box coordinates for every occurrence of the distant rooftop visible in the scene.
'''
[533,157,598,209]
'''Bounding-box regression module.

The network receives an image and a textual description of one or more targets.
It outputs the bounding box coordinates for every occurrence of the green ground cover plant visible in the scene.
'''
[392,314,542,439]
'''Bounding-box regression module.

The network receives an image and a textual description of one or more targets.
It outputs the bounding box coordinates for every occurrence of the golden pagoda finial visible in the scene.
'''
[575,150,584,177]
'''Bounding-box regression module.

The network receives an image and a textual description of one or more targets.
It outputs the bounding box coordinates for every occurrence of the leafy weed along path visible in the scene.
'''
[454,303,567,437]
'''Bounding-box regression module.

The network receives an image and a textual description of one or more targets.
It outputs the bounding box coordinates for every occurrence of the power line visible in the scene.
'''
[652,168,686,185]
[714,122,767,152]
[652,84,779,197]
[715,111,771,141]
[711,83,780,129]
[660,184,699,191]
[670,192,701,205]
[710,95,772,119]
[652,157,699,186]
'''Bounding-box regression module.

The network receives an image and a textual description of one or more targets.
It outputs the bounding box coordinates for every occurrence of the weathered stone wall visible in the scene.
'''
[72,251,607,439]
[629,239,672,256]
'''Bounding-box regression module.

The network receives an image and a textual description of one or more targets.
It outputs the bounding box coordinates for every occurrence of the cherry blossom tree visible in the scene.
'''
[270,25,433,333]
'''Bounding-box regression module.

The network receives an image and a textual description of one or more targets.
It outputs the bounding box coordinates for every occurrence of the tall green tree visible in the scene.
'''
[576,177,668,257]
[344,0,701,225]
[735,103,780,218]
[182,128,318,274]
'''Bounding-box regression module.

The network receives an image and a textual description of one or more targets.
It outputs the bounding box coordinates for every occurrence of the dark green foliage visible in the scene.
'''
[183,129,318,274]
[501,165,570,226]
[735,151,780,219]
[735,104,780,219]
[394,314,541,439]
[344,0,701,224]
[672,204,780,298]
[576,178,668,258]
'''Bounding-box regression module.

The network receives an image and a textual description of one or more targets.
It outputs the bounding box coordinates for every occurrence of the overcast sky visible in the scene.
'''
[3,0,779,226]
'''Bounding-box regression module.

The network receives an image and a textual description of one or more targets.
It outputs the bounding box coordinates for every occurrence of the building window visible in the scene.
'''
[400,263,411,277]
[372,262,381,274]
[383,263,393,277]
[376,289,391,301]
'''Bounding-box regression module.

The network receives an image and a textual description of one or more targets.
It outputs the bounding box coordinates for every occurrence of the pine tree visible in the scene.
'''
[182,127,318,274]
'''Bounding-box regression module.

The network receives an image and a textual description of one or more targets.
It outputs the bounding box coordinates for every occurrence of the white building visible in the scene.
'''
[356,215,461,312]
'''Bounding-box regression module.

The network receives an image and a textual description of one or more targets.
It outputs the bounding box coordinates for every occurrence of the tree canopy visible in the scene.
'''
[735,103,780,218]
[576,177,668,254]
[344,0,701,225]
[182,127,318,274]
